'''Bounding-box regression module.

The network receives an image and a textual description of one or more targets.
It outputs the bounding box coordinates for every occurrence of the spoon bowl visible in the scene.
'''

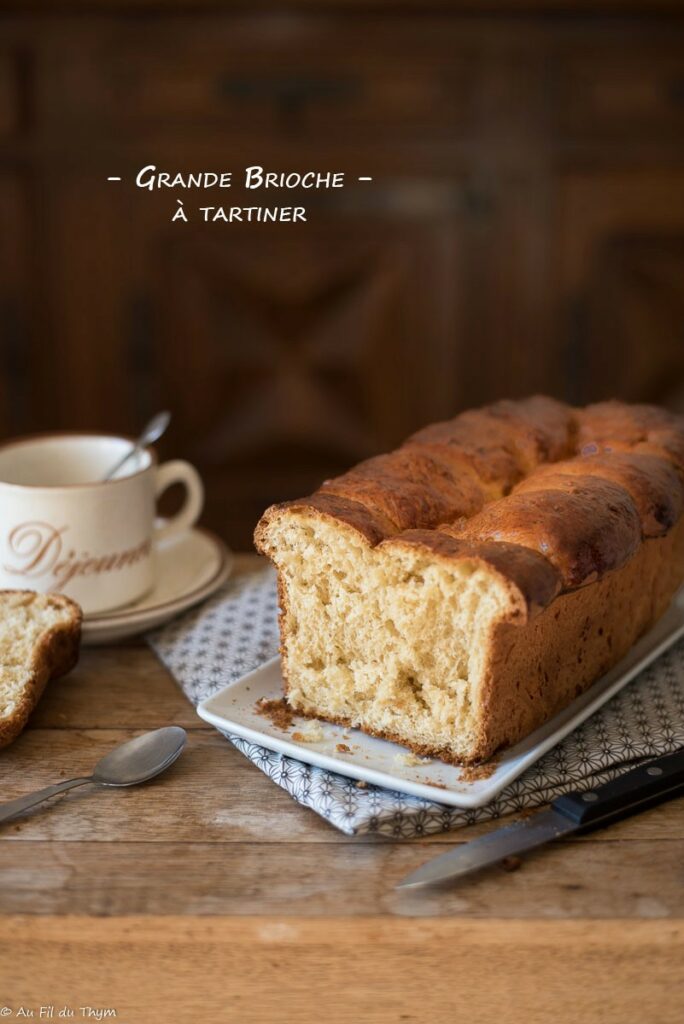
[93,726,187,786]
[0,725,188,826]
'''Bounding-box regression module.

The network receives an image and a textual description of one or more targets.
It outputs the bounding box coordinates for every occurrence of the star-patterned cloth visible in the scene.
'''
[148,561,684,836]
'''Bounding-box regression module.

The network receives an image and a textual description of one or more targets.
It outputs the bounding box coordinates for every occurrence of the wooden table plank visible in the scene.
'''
[1,917,682,1024]
[0,838,682,917]
[30,644,205,731]
[4,724,684,844]
[1,729,340,843]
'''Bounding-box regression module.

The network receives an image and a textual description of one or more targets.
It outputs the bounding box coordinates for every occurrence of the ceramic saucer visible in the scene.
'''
[82,527,232,644]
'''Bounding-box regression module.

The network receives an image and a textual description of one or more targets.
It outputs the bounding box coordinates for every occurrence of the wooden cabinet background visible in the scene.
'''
[1,8,684,547]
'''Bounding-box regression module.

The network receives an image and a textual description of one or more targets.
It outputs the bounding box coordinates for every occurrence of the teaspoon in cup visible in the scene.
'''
[103,410,171,481]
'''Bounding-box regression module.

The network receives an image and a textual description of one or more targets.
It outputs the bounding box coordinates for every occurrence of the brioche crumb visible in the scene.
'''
[255,698,294,731]
[395,752,433,767]
[292,724,325,743]
[459,758,499,782]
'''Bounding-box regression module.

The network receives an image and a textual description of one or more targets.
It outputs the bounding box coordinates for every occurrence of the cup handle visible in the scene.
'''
[154,460,204,542]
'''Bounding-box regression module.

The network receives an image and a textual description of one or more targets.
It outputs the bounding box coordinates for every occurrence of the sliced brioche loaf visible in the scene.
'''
[0,591,82,748]
[256,398,684,764]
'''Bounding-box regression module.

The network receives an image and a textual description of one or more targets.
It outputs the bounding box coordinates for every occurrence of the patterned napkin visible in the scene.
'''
[148,561,684,836]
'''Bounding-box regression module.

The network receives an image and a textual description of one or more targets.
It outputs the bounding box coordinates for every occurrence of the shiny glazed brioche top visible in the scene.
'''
[256,397,684,614]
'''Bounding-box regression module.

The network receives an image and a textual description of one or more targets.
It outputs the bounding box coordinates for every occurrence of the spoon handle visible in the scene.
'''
[103,444,139,482]
[0,777,93,824]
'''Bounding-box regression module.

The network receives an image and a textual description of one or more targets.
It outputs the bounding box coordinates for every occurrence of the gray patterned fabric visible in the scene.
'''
[148,562,684,836]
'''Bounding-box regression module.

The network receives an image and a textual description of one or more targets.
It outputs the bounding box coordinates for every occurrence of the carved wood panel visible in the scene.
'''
[554,172,684,407]
[150,200,463,545]
[0,174,30,438]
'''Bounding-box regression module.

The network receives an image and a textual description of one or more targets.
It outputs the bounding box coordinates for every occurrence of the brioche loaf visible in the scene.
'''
[0,591,82,747]
[255,398,684,764]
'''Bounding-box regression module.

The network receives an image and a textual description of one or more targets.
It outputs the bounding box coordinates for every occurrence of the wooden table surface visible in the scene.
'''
[0,557,682,1023]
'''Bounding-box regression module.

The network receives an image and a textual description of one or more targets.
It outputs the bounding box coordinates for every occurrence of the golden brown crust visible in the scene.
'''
[578,400,684,443]
[477,395,578,469]
[254,492,396,551]
[381,529,562,621]
[514,452,684,538]
[453,479,642,588]
[406,410,526,491]
[0,591,82,749]
[577,400,684,473]
[257,397,684,599]
[406,395,576,485]
[473,516,684,762]
[320,446,487,532]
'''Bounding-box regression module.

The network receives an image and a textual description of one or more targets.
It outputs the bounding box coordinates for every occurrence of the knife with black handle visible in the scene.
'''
[396,747,684,890]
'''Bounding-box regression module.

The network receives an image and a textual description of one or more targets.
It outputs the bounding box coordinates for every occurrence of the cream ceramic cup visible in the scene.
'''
[0,433,204,614]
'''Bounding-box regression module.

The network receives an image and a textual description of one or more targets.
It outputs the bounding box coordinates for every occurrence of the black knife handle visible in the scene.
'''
[552,748,684,830]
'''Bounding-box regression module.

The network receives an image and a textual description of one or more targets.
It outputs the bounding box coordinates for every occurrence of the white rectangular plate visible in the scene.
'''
[198,591,684,808]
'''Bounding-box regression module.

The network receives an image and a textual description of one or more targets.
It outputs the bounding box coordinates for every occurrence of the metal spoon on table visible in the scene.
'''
[0,726,187,825]
[103,410,171,481]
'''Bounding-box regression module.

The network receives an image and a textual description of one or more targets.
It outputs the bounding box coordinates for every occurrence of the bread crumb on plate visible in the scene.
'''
[292,724,325,743]
[255,697,294,731]
[395,752,432,767]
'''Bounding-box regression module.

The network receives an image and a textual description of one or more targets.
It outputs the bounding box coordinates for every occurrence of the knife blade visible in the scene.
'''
[396,746,684,890]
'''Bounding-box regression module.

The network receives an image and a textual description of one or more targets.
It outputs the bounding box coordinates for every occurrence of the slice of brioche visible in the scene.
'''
[0,591,82,748]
